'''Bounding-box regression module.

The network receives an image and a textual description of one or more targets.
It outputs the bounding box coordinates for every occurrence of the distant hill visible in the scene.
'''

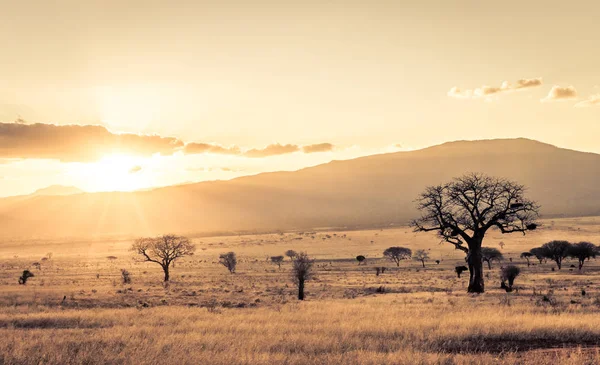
[0,138,599,238]
[32,185,84,196]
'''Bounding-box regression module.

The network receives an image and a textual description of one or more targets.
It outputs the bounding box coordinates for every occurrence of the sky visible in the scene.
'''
[1,0,599,196]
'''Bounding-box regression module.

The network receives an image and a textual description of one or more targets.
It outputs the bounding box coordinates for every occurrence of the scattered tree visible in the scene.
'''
[271,255,284,269]
[481,247,504,269]
[18,270,34,285]
[498,241,505,250]
[412,173,539,293]
[375,267,387,276]
[568,241,598,270]
[412,249,429,268]
[121,269,132,284]
[538,240,571,270]
[529,247,545,264]
[219,252,237,273]
[455,265,468,278]
[285,250,297,260]
[501,265,521,292]
[383,247,412,266]
[32,262,41,270]
[356,255,366,265]
[131,234,195,281]
[520,252,533,267]
[291,252,314,300]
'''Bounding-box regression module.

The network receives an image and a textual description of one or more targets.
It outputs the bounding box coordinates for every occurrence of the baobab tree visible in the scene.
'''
[412,173,539,293]
[131,234,195,281]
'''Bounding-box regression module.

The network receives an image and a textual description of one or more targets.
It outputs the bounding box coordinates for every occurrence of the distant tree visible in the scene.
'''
[568,242,598,270]
[498,241,505,250]
[435,260,441,265]
[107,256,118,261]
[18,270,34,285]
[383,247,412,267]
[375,267,387,276]
[412,249,429,268]
[131,234,195,281]
[455,265,468,278]
[121,269,132,284]
[481,247,504,270]
[32,262,41,270]
[520,252,533,267]
[411,173,539,293]
[356,255,366,265]
[529,247,545,264]
[539,240,571,270]
[271,255,284,269]
[285,250,298,260]
[501,265,521,292]
[46,252,53,260]
[219,252,237,273]
[291,252,314,300]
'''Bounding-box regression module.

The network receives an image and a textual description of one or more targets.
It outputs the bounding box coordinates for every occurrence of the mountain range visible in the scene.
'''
[1,138,599,238]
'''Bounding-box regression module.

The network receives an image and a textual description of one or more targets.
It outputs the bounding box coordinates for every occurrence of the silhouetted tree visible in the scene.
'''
[18,270,34,285]
[455,265,468,278]
[292,252,314,300]
[412,173,539,293]
[285,250,298,260]
[529,247,545,264]
[356,255,366,265]
[481,247,504,269]
[520,252,533,267]
[219,252,237,273]
[271,255,284,269]
[121,269,132,284]
[131,234,195,281]
[501,265,521,292]
[383,247,412,266]
[412,249,429,268]
[539,240,571,270]
[568,241,597,270]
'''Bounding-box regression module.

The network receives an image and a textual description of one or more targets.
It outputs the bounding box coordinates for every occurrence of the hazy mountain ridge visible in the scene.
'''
[1,138,599,238]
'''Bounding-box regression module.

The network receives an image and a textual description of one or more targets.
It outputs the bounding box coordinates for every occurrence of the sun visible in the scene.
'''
[72,154,153,192]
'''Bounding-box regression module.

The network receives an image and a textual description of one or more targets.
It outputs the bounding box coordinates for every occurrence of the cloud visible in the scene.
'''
[244,143,300,158]
[0,122,183,162]
[448,77,543,100]
[129,165,142,174]
[541,85,578,102]
[574,94,600,108]
[183,142,241,155]
[302,143,334,153]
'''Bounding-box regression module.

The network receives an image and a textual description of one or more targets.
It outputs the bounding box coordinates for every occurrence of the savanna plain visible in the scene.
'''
[2,217,600,365]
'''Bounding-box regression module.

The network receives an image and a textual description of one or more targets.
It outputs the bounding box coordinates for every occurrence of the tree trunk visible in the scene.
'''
[421,260,425,268]
[395,260,400,267]
[298,279,305,300]
[486,260,491,270]
[556,258,562,270]
[579,260,584,270]
[163,265,170,282]
[467,246,485,293]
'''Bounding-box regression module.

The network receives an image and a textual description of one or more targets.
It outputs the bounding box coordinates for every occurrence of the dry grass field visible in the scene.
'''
[2,216,600,364]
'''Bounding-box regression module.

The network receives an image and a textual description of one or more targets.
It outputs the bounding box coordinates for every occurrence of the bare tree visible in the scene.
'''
[219,252,237,273]
[285,250,298,260]
[412,249,429,268]
[291,252,314,300]
[412,173,539,293]
[501,265,521,292]
[270,255,284,269]
[383,247,412,267]
[538,240,571,270]
[131,234,195,281]
[356,255,366,265]
[481,247,504,270]
[520,252,533,267]
[568,241,597,270]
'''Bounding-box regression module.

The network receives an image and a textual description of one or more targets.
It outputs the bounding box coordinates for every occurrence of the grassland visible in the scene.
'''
[1,216,600,364]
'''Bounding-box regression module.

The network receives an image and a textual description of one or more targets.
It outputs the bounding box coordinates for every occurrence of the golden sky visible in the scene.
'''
[1,1,599,196]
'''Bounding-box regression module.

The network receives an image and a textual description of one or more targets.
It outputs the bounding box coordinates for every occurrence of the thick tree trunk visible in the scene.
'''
[298,279,305,300]
[579,260,584,270]
[486,260,492,270]
[163,265,170,282]
[556,258,562,270]
[467,245,485,293]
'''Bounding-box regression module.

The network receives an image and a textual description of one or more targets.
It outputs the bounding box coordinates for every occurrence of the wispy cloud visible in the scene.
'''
[448,77,543,100]
[183,143,241,155]
[541,85,578,102]
[574,94,600,108]
[302,143,334,153]
[244,143,300,158]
